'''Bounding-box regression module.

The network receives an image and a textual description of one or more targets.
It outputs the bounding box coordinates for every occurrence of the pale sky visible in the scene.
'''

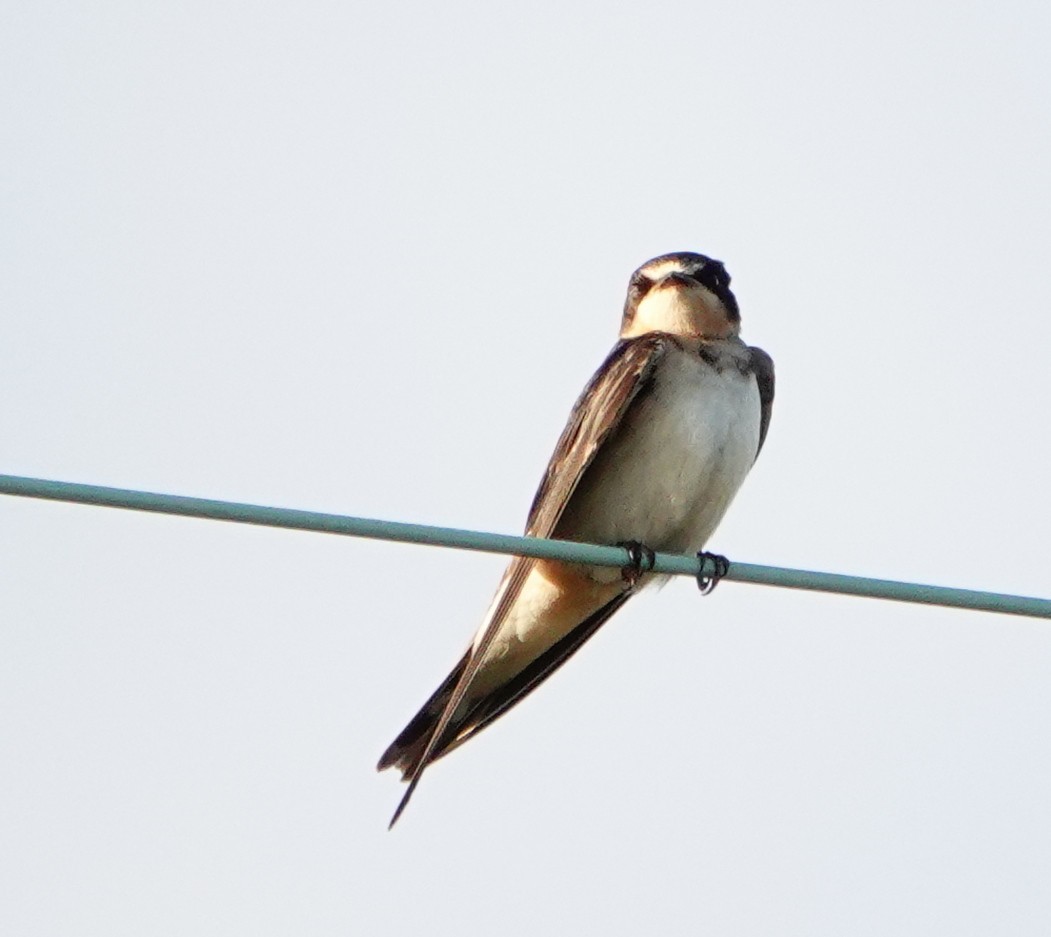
[3,2,1051,934]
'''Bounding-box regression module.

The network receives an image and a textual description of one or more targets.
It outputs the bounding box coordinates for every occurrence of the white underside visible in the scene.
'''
[557,343,761,557]
[469,342,761,683]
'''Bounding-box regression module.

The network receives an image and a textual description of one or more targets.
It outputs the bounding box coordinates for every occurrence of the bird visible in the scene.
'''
[378,251,774,826]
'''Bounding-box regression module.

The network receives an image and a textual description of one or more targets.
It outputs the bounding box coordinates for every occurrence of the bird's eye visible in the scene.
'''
[695,263,730,290]
[631,274,653,296]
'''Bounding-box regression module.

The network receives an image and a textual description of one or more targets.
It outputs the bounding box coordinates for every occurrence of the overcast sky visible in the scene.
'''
[3,2,1051,934]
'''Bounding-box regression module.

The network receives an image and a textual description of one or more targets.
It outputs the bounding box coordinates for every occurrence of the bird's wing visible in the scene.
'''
[748,345,775,459]
[386,334,669,826]
[524,333,669,536]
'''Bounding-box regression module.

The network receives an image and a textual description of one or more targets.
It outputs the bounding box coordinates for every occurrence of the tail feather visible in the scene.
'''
[377,591,631,782]
[377,650,469,779]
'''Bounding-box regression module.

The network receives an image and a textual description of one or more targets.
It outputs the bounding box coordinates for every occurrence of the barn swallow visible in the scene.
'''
[379,251,774,825]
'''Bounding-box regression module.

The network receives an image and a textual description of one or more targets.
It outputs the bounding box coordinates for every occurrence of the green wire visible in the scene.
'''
[2,473,1049,620]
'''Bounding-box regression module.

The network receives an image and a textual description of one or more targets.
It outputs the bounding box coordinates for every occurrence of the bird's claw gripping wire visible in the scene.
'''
[617,540,656,588]
[696,551,730,595]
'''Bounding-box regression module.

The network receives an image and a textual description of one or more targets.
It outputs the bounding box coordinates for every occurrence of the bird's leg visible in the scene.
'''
[696,551,730,595]
[617,540,656,589]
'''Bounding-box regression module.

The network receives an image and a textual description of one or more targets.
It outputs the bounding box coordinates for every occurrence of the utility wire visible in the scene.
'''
[2,473,1049,620]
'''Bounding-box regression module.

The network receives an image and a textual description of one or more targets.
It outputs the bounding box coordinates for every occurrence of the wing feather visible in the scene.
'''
[386,334,669,825]
[748,345,775,459]
[526,334,669,536]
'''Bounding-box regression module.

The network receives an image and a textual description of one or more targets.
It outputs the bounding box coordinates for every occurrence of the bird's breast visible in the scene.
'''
[555,344,762,559]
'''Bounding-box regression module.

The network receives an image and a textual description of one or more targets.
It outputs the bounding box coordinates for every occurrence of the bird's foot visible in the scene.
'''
[617,540,656,588]
[696,551,730,595]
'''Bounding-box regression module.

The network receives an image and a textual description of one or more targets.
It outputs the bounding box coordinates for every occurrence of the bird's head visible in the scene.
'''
[620,252,740,340]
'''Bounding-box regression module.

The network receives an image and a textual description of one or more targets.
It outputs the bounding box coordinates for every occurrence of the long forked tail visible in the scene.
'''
[377,589,632,827]
[377,650,469,780]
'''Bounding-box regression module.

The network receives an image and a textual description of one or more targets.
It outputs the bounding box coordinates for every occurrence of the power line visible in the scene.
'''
[2,473,1049,620]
